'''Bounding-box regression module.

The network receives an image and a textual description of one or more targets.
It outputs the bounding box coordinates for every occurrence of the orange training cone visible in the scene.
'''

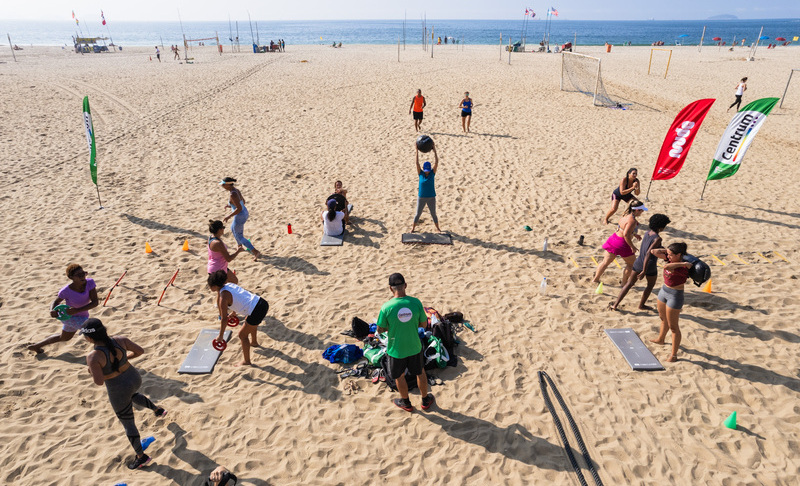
[182,239,189,251]
[145,242,153,254]
[702,279,712,293]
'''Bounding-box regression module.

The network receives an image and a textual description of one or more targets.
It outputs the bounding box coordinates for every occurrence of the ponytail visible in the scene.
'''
[81,318,122,372]
[327,208,337,221]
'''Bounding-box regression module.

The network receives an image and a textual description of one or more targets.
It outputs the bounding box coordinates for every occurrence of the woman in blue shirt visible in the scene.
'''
[411,141,441,233]
[458,92,473,133]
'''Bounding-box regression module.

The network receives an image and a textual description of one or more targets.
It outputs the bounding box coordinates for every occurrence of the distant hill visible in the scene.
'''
[707,14,738,20]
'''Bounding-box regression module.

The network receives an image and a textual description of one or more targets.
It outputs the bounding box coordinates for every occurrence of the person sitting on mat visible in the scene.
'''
[207,270,269,366]
[410,141,441,233]
[322,199,345,236]
[326,180,351,225]
[602,168,640,225]
[610,213,670,311]
[82,318,167,470]
[28,263,98,354]
[208,220,243,285]
[650,242,693,362]
[593,200,646,284]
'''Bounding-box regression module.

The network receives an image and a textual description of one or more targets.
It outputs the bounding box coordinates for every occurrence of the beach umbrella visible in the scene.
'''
[776,37,786,41]
[712,37,722,41]
[759,35,769,40]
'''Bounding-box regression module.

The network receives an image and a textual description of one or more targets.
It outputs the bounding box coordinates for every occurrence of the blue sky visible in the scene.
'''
[7,1,800,22]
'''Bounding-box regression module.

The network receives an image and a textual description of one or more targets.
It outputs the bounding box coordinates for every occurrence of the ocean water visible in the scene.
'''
[2,18,799,47]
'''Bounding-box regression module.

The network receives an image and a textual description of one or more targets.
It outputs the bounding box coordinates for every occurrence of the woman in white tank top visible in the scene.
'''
[207,270,269,366]
[728,77,747,112]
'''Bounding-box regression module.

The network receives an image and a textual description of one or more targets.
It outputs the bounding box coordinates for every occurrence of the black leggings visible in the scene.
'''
[729,95,742,111]
[105,367,159,455]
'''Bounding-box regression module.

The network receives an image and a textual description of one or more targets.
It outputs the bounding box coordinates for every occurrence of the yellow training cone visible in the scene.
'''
[145,242,153,254]
[595,282,604,295]
[702,279,712,293]
[182,239,189,251]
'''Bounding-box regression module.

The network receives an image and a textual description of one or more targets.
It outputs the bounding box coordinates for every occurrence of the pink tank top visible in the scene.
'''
[207,237,228,274]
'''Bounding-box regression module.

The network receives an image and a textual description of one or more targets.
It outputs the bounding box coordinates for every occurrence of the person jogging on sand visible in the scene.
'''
[409,89,426,132]
[728,77,748,112]
[82,319,167,470]
[220,177,261,260]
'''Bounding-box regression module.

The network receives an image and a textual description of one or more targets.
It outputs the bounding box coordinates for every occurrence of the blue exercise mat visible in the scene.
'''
[605,328,664,371]
[178,329,232,374]
[401,233,452,245]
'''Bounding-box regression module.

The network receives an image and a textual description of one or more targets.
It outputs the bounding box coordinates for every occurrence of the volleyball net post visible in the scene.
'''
[779,69,800,108]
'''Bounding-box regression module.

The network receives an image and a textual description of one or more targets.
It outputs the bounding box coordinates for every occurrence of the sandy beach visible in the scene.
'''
[1,42,799,485]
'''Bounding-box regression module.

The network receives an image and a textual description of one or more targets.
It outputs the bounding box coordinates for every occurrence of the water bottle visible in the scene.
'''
[542,238,549,252]
[540,277,547,295]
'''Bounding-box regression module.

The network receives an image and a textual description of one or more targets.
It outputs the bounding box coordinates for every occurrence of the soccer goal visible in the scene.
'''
[779,69,800,108]
[648,48,673,79]
[560,52,618,107]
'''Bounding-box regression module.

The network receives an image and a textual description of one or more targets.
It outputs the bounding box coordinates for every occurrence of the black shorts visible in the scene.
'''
[413,111,423,121]
[461,110,471,117]
[387,351,424,379]
[245,298,269,326]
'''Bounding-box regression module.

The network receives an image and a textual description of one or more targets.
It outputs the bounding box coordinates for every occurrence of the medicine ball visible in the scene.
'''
[416,135,434,153]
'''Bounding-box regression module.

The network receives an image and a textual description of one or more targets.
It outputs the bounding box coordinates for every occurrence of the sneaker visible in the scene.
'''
[393,398,414,412]
[127,454,151,470]
[421,394,435,411]
[154,407,167,418]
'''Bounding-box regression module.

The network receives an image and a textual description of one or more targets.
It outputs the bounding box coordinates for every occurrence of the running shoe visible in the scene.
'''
[154,407,167,418]
[393,398,414,412]
[421,394,435,410]
[127,454,151,470]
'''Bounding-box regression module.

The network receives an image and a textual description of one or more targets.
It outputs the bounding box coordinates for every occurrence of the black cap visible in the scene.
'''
[388,273,406,287]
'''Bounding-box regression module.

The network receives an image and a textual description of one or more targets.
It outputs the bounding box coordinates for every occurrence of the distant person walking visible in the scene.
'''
[173,44,180,60]
[155,46,160,62]
[728,77,747,112]
[458,92,473,133]
[411,141,441,233]
[220,177,261,260]
[409,89,426,132]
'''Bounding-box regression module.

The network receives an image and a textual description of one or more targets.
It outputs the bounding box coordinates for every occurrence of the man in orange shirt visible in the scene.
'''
[409,89,426,132]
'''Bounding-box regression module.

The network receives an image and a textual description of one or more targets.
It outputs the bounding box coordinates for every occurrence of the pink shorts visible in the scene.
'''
[602,232,634,258]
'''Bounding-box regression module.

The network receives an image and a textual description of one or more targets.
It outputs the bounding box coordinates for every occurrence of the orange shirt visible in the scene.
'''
[413,95,425,112]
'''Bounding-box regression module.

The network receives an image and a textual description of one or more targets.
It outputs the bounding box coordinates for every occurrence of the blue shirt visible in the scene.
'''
[418,171,436,198]
[461,99,472,113]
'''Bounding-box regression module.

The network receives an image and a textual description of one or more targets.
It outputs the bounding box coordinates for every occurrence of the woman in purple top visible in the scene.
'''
[28,263,99,354]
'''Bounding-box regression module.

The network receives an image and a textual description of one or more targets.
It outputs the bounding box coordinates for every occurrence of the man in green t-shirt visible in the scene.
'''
[377,273,434,412]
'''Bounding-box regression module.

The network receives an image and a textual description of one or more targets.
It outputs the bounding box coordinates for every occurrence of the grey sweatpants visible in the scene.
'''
[413,197,438,225]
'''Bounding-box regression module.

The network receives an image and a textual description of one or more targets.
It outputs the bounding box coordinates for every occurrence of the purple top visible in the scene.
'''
[58,278,96,317]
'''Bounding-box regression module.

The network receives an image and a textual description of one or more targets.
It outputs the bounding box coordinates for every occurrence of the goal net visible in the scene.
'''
[560,52,618,107]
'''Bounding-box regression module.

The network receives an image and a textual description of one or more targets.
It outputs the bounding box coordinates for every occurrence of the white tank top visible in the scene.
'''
[221,283,259,316]
[735,83,745,96]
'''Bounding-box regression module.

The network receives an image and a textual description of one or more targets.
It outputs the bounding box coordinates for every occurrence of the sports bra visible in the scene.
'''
[95,339,129,376]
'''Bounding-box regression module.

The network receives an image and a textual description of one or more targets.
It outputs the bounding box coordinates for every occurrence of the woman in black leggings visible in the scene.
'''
[82,319,167,469]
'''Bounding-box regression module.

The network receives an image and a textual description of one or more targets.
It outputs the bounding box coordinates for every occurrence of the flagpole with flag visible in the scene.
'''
[700,97,779,200]
[646,98,716,200]
[101,10,115,51]
[83,96,103,209]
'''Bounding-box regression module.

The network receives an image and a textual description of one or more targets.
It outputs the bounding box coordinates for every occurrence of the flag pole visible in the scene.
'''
[95,179,103,210]
[700,180,709,201]
[645,180,652,201]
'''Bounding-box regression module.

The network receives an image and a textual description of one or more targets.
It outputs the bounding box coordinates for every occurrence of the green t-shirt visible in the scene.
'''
[377,295,426,359]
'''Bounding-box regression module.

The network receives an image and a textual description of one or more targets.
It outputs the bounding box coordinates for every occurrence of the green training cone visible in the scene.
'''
[595,282,604,295]
[723,411,737,430]
[524,225,532,231]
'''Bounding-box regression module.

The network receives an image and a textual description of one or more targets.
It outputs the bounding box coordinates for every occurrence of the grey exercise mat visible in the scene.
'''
[321,230,345,246]
[178,329,233,374]
[605,328,664,371]
[401,233,453,245]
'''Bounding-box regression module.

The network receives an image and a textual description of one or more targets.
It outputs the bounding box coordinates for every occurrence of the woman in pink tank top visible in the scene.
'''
[208,220,242,285]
